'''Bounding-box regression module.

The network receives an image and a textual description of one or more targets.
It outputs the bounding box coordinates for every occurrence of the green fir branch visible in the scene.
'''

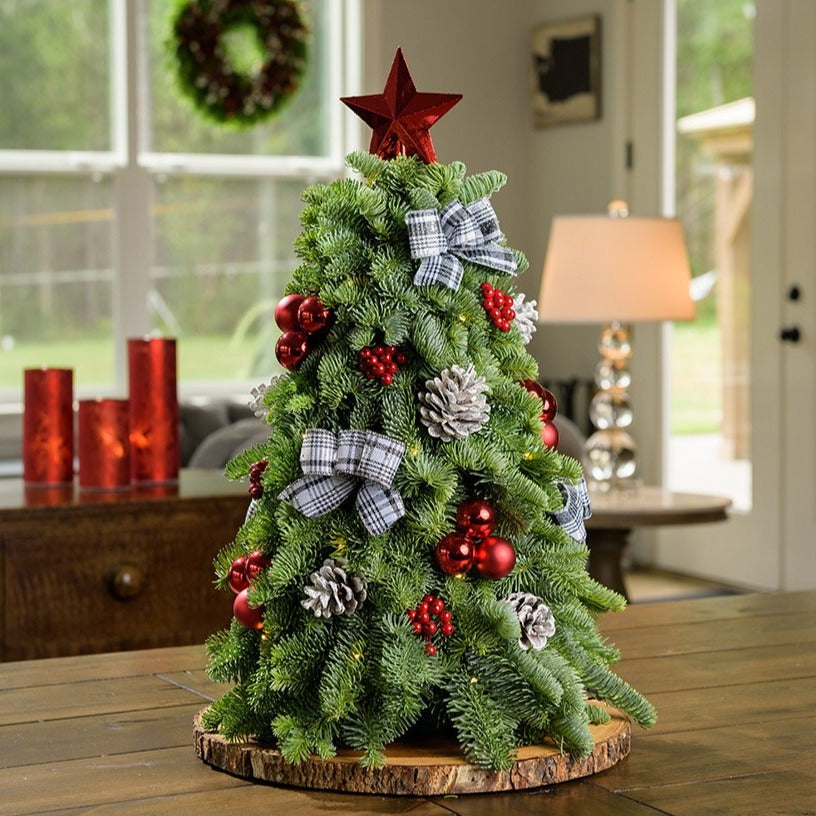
[447,671,518,770]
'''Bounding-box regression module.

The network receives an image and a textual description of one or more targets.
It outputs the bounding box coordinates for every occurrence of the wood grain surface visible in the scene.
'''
[1,589,814,815]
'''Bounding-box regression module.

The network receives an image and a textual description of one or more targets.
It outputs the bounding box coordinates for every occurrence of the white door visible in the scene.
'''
[654,1,815,591]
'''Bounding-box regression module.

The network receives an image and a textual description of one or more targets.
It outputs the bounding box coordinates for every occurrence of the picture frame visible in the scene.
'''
[530,15,601,128]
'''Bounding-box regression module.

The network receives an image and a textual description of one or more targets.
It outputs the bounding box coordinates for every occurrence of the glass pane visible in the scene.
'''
[0,176,116,393]
[150,176,308,383]
[0,0,112,151]
[148,0,332,156]
[669,0,754,509]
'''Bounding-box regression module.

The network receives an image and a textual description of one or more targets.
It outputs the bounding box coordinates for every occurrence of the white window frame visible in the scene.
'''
[0,0,361,402]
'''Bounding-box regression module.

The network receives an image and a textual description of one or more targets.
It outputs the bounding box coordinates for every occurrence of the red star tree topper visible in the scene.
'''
[341,48,462,164]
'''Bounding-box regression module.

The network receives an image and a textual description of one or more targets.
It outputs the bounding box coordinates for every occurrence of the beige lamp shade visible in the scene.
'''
[538,214,695,323]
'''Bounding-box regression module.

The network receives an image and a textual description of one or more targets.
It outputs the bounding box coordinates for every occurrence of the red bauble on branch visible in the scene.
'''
[541,421,559,450]
[233,589,264,629]
[474,536,516,579]
[245,550,271,582]
[227,548,271,595]
[521,379,558,422]
[275,294,305,332]
[274,294,334,370]
[275,330,310,370]
[297,295,333,334]
[435,532,475,575]
[455,498,496,542]
[539,388,558,423]
[227,556,249,594]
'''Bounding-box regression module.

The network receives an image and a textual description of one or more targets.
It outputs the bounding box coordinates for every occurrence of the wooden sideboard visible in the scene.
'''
[0,470,249,661]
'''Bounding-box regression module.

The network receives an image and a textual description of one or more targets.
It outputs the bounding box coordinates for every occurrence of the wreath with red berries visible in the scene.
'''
[170,0,308,127]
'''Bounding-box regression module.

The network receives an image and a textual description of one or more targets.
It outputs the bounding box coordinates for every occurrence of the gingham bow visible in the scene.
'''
[278,429,406,536]
[406,198,517,290]
[552,477,592,542]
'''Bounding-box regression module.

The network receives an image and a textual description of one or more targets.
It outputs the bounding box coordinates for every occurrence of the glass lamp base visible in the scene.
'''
[585,428,638,486]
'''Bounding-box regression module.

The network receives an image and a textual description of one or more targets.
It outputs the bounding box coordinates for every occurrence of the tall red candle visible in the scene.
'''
[23,367,74,485]
[78,399,130,490]
[128,338,179,483]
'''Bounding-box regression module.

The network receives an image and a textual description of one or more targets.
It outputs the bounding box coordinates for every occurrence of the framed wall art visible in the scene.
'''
[531,15,601,127]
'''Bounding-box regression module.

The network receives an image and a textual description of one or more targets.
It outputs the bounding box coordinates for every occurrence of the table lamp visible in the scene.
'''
[538,201,694,488]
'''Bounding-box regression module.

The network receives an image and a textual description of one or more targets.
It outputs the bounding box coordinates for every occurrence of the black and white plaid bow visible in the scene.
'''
[278,429,406,536]
[552,477,592,542]
[406,198,517,290]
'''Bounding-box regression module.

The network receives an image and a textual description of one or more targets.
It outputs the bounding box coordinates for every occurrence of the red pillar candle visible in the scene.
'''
[78,399,130,490]
[23,367,74,485]
[127,338,179,484]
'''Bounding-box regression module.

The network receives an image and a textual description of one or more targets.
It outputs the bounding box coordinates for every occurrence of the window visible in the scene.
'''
[0,0,358,400]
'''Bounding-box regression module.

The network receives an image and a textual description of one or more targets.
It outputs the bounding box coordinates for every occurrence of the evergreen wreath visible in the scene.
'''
[170,0,308,127]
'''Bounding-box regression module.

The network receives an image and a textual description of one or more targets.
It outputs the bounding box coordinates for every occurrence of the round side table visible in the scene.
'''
[586,486,731,600]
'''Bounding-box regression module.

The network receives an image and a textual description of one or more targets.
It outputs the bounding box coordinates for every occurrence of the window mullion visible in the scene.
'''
[112,0,151,393]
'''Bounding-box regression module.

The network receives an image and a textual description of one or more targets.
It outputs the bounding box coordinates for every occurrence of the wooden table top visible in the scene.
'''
[2,590,814,815]
[587,485,732,529]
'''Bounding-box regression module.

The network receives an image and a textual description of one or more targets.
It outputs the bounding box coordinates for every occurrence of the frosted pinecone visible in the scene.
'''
[248,376,281,418]
[418,364,490,443]
[514,293,539,345]
[506,592,556,651]
[301,558,367,618]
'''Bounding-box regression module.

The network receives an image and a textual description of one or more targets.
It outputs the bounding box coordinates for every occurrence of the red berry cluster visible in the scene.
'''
[248,459,267,500]
[480,283,516,332]
[407,594,454,656]
[359,344,408,386]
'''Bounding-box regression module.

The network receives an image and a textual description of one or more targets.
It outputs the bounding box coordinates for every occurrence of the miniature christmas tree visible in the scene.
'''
[200,49,655,772]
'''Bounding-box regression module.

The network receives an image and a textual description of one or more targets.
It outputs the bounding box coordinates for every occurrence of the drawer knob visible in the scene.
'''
[109,564,145,601]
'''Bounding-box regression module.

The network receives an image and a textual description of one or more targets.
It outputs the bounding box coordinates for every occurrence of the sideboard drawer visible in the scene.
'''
[0,488,247,661]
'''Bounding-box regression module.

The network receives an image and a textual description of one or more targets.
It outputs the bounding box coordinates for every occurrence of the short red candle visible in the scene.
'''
[78,399,130,490]
[23,368,74,485]
[127,338,179,484]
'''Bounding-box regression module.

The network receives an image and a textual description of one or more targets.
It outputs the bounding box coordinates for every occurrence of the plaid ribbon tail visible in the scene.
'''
[356,482,405,536]
[553,478,592,542]
[279,474,356,518]
[413,255,464,290]
[456,244,518,276]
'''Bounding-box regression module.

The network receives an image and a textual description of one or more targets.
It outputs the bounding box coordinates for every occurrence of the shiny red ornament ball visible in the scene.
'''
[227,556,249,594]
[233,589,264,629]
[522,380,558,422]
[474,536,517,579]
[455,498,496,542]
[522,378,546,400]
[540,421,559,450]
[274,294,305,332]
[435,532,475,575]
[425,643,437,656]
[539,388,558,422]
[275,330,309,370]
[245,550,271,582]
[297,295,333,334]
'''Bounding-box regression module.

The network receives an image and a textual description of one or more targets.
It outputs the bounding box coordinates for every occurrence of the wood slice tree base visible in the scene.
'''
[193,705,631,796]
